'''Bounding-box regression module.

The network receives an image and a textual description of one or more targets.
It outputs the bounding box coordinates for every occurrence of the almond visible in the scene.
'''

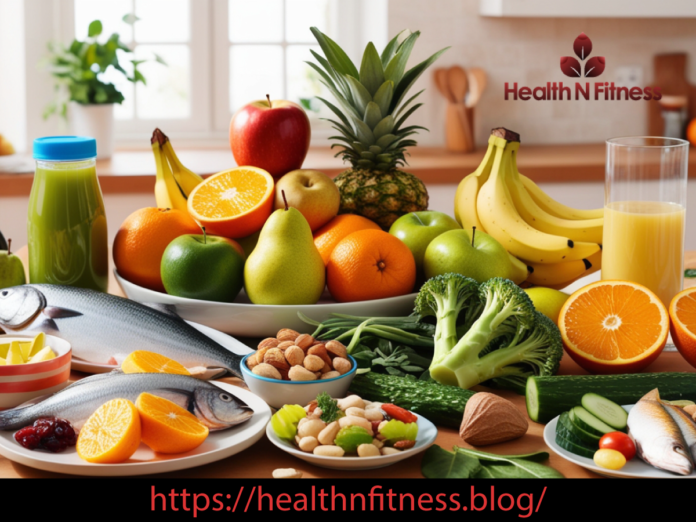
[459,393,528,446]
[325,340,348,359]
[252,363,281,380]
[277,328,300,342]
[332,357,352,375]
[245,353,259,369]
[257,338,279,350]
[288,365,317,381]
[277,340,295,350]
[393,440,416,450]
[255,346,271,363]
[294,334,314,350]
[303,354,325,372]
[264,348,289,371]
[308,345,332,367]
[285,345,305,366]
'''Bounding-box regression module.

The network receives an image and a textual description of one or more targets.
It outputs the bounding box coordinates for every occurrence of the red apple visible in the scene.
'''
[229,96,311,178]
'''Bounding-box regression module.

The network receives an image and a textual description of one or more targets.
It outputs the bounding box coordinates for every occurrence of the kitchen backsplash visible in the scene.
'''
[389,0,696,145]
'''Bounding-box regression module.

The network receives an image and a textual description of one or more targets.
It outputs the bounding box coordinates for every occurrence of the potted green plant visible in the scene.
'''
[44,16,164,158]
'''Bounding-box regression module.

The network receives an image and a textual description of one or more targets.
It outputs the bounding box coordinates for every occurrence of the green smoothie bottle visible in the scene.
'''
[28,136,108,291]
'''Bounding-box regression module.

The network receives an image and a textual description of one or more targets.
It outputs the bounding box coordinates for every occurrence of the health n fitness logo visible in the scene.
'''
[505,33,661,101]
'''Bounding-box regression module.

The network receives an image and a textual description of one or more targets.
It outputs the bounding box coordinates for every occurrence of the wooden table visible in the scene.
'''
[2,248,696,479]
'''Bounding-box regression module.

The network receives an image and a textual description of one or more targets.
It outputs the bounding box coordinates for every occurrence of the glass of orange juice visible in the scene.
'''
[602,137,689,307]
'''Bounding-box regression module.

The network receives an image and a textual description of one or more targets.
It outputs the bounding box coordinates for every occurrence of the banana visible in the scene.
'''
[161,137,204,196]
[505,144,604,243]
[153,141,188,211]
[507,252,530,285]
[526,249,602,288]
[519,174,604,220]
[476,140,601,264]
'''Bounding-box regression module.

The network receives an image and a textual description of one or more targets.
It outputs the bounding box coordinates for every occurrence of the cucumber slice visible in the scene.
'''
[570,406,615,436]
[581,393,627,430]
[555,433,596,459]
[558,411,601,445]
[556,417,598,451]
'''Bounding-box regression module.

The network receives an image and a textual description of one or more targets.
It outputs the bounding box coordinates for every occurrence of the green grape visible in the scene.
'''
[379,419,418,443]
[271,404,306,440]
[334,426,373,453]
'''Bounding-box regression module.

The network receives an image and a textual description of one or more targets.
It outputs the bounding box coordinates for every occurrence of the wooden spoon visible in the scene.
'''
[466,67,487,108]
[447,66,474,150]
[434,68,455,102]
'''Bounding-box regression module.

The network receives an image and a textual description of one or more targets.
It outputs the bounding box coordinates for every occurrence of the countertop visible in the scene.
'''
[2,247,696,479]
[4,143,695,196]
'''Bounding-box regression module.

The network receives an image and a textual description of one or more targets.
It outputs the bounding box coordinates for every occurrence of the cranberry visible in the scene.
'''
[13,417,77,453]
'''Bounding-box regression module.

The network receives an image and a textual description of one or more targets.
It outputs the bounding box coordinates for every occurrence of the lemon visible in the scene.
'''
[525,287,569,325]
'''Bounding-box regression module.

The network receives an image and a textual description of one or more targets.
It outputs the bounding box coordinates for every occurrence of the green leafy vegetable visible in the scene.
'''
[352,339,431,378]
[421,445,564,479]
[316,392,341,423]
[685,269,696,278]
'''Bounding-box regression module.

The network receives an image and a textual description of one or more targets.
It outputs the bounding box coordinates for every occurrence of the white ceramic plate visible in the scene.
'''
[544,405,696,479]
[0,382,271,477]
[115,269,418,338]
[266,413,438,470]
[71,321,253,374]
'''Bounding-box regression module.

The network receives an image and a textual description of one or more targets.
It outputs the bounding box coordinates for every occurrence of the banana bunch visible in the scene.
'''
[152,128,204,211]
[454,128,603,289]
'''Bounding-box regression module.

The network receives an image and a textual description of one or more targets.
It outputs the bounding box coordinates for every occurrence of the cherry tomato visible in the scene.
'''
[599,431,636,461]
[593,448,626,470]
[381,403,417,423]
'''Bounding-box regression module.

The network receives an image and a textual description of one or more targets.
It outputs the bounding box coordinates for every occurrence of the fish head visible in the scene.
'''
[656,438,694,476]
[193,387,254,430]
[0,286,45,330]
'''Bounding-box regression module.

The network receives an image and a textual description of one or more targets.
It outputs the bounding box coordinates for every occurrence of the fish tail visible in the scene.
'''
[0,408,28,431]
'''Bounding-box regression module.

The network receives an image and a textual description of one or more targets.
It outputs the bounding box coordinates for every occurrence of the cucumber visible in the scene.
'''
[555,433,596,459]
[571,406,614,436]
[349,372,475,429]
[556,414,599,450]
[526,372,696,423]
[581,393,627,430]
[558,411,600,445]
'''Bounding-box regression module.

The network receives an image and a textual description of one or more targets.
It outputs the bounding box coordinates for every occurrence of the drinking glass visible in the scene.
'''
[602,137,689,307]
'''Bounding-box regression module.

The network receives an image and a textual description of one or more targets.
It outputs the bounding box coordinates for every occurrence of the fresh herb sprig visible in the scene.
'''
[316,392,341,423]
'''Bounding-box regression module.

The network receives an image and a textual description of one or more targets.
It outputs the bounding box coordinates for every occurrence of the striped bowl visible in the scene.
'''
[0,335,72,410]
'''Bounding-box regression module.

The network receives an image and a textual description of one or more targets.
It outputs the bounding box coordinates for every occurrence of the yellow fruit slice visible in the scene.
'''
[19,342,32,361]
[0,343,9,359]
[29,347,56,363]
[6,342,24,365]
[0,358,6,366]
[28,333,46,358]
[135,392,209,454]
[122,350,191,376]
[77,399,142,464]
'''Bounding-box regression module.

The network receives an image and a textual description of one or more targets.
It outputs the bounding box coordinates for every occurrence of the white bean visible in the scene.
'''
[345,407,365,418]
[299,436,319,453]
[314,445,345,457]
[365,409,384,422]
[297,418,326,439]
[381,447,402,455]
[273,468,303,478]
[337,395,365,411]
[318,421,340,445]
[338,415,373,435]
[357,443,380,457]
[372,438,384,449]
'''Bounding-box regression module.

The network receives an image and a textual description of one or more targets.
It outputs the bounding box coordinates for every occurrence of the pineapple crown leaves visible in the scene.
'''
[308,27,448,171]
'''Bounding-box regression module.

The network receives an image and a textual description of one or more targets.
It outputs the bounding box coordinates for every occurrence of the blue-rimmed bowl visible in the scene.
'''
[241,353,357,409]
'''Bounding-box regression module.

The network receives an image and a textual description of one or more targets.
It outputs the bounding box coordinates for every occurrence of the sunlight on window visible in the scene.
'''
[285,0,329,42]
[229,46,284,112]
[229,0,283,43]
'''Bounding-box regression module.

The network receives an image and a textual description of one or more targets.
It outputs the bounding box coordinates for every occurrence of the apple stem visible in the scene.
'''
[411,212,425,226]
[6,238,10,256]
[471,226,476,247]
[281,190,289,211]
[266,94,272,108]
[202,226,207,244]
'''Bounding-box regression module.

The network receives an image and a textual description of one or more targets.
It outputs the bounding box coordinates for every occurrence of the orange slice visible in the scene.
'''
[669,287,696,370]
[77,399,142,464]
[187,167,274,238]
[558,280,669,374]
[121,350,191,376]
[135,392,209,454]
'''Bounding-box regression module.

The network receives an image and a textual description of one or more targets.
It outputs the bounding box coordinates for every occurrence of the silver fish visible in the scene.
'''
[0,285,243,379]
[0,372,253,431]
[627,389,694,476]
[664,403,696,463]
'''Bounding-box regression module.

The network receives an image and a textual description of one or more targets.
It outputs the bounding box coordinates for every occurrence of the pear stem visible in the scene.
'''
[266,94,272,108]
[281,190,289,211]
[6,238,11,256]
[471,226,476,247]
[202,226,207,245]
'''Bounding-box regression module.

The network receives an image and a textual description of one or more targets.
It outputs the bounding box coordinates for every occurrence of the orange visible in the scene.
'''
[558,280,669,374]
[669,287,696,369]
[687,118,696,147]
[76,398,142,464]
[113,207,199,292]
[327,229,416,303]
[135,392,209,454]
[313,214,381,265]
[121,350,191,376]
[187,167,274,239]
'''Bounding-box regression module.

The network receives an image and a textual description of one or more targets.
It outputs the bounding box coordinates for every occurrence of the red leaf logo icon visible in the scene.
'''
[584,56,605,77]
[574,33,592,61]
[560,56,582,78]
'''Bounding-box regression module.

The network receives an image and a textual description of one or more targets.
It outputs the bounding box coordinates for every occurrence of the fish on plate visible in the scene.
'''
[627,389,695,476]
[0,372,254,431]
[0,285,243,379]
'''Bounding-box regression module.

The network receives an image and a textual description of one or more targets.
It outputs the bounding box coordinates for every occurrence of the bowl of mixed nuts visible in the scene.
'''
[241,328,357,409]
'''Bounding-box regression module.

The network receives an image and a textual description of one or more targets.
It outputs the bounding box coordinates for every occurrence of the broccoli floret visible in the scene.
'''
[429,278,539,388]
[414,274,480,366]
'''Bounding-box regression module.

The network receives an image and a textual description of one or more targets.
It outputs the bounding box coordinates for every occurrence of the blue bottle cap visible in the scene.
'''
[33,136,97,161]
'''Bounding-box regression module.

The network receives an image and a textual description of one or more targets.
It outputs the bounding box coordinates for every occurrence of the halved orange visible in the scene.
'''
[135,392,209,454]
[121,350,191,376]
[558,280,669,374]
[669,287,696,369]
[77,399,142,464]
[187,166,274,238]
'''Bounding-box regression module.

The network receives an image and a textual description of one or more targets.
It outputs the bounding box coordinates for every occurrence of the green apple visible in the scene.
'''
[389,211,460,274]
[0,239,26,290]
[423,228,513,283]
[524,287,569,325]
[161,233,245,303]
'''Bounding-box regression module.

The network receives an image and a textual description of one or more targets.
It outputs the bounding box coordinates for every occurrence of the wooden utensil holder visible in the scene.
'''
[445,103,475,152]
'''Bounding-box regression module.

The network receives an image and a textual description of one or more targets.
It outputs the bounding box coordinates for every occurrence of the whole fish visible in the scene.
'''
[627,389,694,476]
[0,285,243,379]
[664,403,696,463]
[0,372,253,431]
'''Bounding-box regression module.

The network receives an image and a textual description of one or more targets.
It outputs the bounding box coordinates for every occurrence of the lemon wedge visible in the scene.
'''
[6,341,25,365]
[0,343,9,358]
[28,332,45,358]
[29,346,56,363]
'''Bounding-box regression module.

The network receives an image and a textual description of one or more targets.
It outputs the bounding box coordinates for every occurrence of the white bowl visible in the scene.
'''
[266,412,438,470]
[115,269,418,337]
[241,353,357,409]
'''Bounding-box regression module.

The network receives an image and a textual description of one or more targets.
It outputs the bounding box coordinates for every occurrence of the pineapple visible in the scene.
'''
[308,27,448,229]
